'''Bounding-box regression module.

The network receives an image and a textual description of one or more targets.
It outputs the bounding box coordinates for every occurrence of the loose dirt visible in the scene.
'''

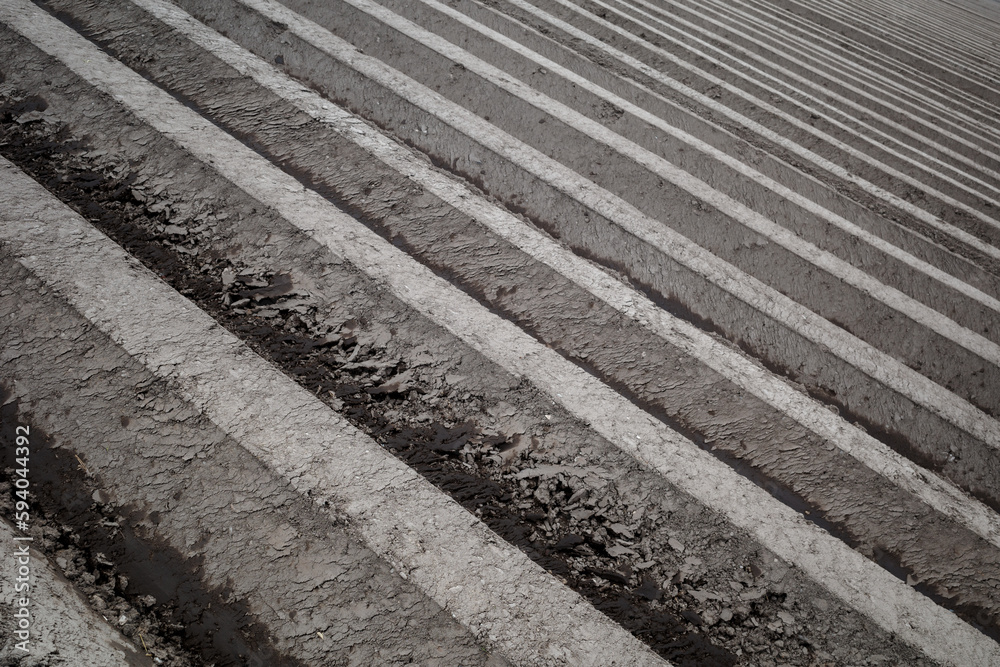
[0,48,941,665]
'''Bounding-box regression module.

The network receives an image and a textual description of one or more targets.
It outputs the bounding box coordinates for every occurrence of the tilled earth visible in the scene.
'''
[0,432,208,667]
[0,78,912,667]
[5,0,1000,660]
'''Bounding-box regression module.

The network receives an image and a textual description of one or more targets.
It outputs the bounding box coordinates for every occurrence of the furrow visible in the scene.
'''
[3,0,1000,663]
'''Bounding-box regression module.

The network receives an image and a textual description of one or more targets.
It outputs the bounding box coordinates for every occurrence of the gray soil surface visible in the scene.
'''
[0,254,501,666]
[0,27,942,667]
[1,0,999,664]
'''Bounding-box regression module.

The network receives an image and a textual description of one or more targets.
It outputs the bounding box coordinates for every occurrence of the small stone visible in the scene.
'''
[668,537,684,553]
[719,608,734,622]
[607,523,634,539]
[221,268,235,286]
[374,370,414,394]
[534,485,551,504]
[690,589,712,603]
[606,544,637,558]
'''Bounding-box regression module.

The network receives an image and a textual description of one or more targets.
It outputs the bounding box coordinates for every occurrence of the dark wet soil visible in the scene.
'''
[0,388,306,667]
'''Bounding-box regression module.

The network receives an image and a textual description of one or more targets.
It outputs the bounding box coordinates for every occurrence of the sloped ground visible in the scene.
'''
[1,0,999,664]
